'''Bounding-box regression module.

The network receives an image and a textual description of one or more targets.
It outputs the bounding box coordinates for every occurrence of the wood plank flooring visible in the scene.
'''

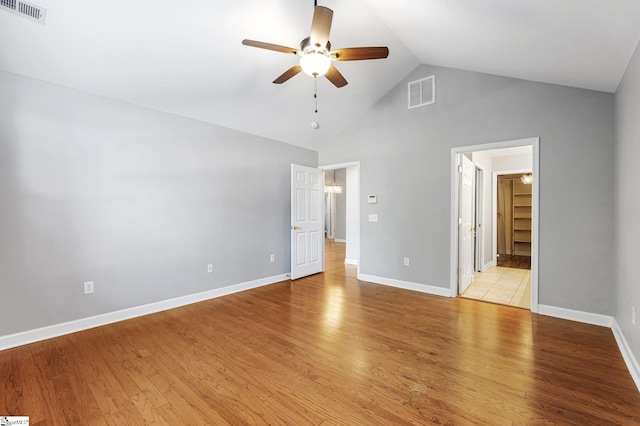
[496,254,531,270]
[2,240,640,424]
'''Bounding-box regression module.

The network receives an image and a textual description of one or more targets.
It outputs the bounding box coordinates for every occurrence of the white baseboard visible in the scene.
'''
[482,260,495,272]
[334,239,346,243]
[0,274,289,351]
[358,273,451,298]
[344,259,358,265]
[537,304,613,327]
[537,304,640,393]
[612,318,640,392]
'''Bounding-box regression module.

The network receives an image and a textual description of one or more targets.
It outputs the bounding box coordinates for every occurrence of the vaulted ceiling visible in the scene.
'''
[2,0,640,150]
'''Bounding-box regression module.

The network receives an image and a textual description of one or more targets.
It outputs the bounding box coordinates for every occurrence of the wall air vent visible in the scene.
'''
[408,75,435,109]
[0,0,46,24]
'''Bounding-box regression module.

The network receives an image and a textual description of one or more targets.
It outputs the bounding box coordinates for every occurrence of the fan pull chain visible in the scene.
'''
[314,77,319,113]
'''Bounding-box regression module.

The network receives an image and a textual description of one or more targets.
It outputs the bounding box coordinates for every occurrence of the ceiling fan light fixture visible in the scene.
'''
[242,4,388,89]
[300,52,331,77]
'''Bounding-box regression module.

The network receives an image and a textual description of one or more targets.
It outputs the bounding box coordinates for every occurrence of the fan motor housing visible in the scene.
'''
[300,36,331,53]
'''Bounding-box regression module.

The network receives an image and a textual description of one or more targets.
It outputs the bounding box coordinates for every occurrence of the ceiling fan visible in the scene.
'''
[242,1,389,88]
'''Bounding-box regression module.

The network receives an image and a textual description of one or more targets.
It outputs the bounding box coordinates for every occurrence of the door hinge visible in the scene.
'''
[458,165,462,174]
[458,217,462,225]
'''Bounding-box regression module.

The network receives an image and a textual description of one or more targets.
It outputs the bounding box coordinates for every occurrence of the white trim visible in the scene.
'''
[452,138,536,153]
[537,304,613,327]
[474,163,485,273]
[482,260,495,272]
[344,259,358,265]
[530,140,540,312]
[451,137,539,313]
[612,318,640,392]
[0,274,289,351]
[358,273,452,298]
[319,162,360,171]
[334,239,346,243]
[532,306,639,392]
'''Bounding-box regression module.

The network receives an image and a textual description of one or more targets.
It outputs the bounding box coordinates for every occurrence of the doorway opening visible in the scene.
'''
[450,138,539,312]
[324,168,344,242]
[496,172,533,269]
[320,162,360,274]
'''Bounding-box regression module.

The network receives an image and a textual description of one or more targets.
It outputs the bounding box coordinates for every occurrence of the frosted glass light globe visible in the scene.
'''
[300,53,331,77]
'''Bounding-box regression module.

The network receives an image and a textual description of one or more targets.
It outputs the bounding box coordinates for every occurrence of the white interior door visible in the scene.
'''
[291,164,324,280]
[459,155,474,293]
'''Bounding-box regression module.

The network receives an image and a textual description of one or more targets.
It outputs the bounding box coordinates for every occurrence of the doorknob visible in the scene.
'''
[292,225,301,230]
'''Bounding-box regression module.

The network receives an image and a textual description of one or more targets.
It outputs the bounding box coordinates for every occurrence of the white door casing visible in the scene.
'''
[450,137,539,312]
[458,155,474,293]
[291,164,324,280]
[475,166,484,272]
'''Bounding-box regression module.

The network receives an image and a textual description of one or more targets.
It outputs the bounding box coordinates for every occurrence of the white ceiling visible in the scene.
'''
[2,0,640,150]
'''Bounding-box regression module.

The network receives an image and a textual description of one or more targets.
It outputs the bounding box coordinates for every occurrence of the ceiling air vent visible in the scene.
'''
[1,0,46,24]
[408,75,435,109]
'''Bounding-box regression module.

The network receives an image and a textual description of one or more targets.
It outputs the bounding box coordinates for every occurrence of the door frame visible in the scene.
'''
[450,137,539,313]
[320,162,360,274]
[474,164,485,273]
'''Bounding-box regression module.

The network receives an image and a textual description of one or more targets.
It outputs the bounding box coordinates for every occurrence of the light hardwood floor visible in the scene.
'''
[2,240,639,424]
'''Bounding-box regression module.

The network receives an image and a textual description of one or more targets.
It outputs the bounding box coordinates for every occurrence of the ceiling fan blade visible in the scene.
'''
[325,65,348,88]
[273,65,302,84]
[309,6,333,49]
[332,47,390,61]
[242,39,298,55]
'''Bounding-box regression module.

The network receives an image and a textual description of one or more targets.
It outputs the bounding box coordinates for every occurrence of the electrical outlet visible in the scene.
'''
[207,264,213,273]
[404,257,410,266]
[633,306,636,325]
[270,254,275,263]
[83,281,94,295]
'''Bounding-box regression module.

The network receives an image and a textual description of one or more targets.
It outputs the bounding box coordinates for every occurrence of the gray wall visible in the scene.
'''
[615,40,640,364]
[0,70,317,337]
[319,64,615,315]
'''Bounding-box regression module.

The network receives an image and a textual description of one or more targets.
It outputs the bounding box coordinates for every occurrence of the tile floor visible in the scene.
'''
[460,266,531,309]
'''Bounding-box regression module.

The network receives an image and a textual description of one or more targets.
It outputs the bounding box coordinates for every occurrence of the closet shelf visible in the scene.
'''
[512,180,532,256]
